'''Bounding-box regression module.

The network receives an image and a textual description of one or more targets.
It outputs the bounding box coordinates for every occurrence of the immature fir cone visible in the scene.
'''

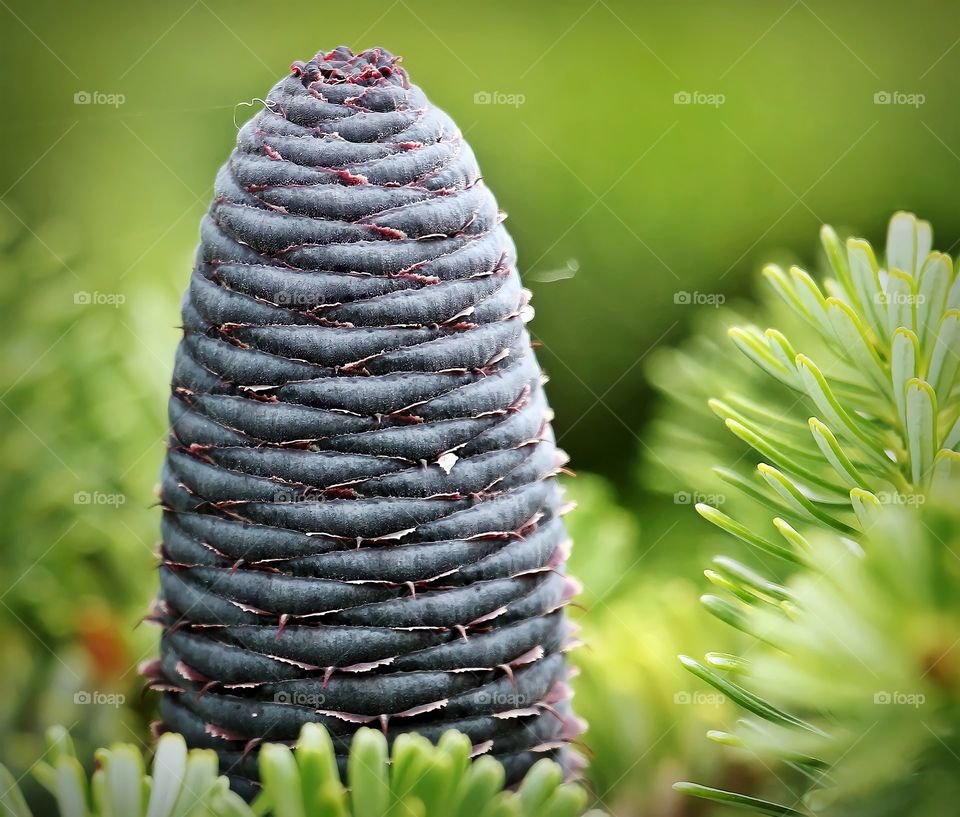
[143,46,583,797]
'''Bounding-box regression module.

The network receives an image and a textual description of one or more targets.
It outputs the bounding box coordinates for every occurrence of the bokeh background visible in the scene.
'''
[2,0,960,814]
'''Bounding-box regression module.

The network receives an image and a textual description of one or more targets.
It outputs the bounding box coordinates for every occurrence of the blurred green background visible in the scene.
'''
[3,0,960,814]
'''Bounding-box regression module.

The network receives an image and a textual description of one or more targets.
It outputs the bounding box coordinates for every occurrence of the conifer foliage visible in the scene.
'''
[675,213,960,815]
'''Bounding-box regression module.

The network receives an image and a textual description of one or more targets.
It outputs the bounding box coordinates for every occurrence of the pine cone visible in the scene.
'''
[144,46,583,798]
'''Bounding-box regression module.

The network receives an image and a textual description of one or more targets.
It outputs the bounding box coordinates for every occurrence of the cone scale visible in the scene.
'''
[144,47,582,797]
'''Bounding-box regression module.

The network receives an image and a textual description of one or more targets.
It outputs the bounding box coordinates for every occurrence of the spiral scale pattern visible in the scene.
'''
[145,46,582,797]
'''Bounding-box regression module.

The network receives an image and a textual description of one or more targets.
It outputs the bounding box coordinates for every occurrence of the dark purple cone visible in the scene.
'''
[143,46,583,798]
